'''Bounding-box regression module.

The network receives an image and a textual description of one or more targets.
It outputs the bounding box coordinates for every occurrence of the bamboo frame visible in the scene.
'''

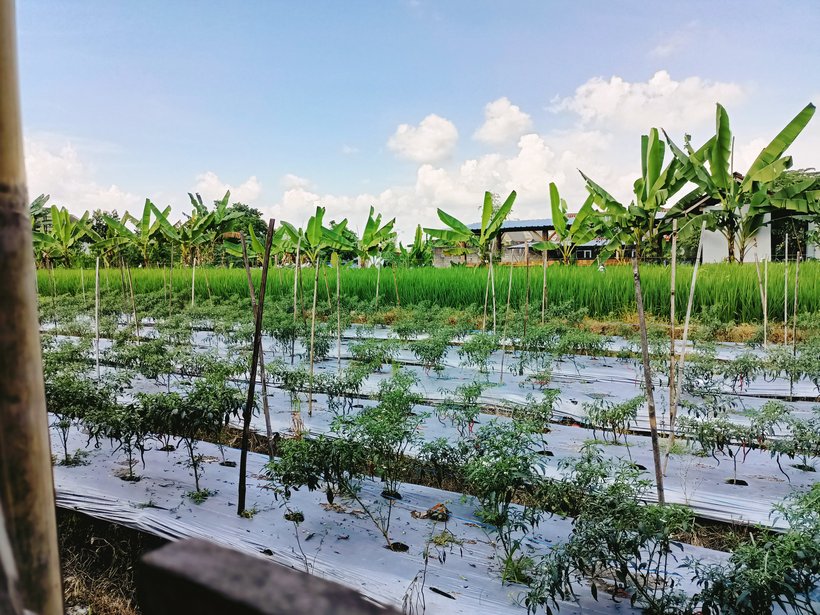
[0,1,63,610]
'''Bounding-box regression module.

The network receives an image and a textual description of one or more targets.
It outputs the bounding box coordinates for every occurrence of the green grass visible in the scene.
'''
[37,261,820,323]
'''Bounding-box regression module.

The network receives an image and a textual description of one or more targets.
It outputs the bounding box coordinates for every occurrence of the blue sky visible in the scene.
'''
[17,0,820,237]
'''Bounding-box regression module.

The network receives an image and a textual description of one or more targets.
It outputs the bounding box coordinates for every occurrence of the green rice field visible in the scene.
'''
[36,261,820,324]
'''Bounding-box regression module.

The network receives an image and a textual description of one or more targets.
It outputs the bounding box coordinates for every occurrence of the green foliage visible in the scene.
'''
[583,396,643,445]
[436,380,486,437]
[527,446,695,614]
[459,333,498,373]
[349,337,397,372]
[412,328,453,376]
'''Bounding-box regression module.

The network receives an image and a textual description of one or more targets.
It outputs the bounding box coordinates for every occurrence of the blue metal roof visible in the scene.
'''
[466,218,554,231]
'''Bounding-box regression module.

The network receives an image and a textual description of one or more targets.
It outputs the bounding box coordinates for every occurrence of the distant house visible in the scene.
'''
[431,217,610,267]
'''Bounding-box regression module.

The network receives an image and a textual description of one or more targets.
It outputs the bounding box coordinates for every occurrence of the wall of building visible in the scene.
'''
[701,214,772,263]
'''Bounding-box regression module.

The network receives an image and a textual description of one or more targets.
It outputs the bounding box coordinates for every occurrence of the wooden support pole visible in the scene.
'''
[523,239,530,338]
[499,264,514,384]
[95,256,101,380]
[668,219,677,433]
[792,251,800,355]
[664,222,706,475]
[784,235,788,345]
[240,233,275,460]
[755,255,767,348]
[632,255,665,504]
[238,219,275,515]
[0,1,64,610]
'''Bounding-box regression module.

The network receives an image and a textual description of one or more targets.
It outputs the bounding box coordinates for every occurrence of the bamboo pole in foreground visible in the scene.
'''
[0,1,64,611]
[238,219,275,515]
[240,233,274,459]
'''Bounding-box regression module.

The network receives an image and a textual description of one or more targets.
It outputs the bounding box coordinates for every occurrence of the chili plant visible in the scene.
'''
[583,396,643,447]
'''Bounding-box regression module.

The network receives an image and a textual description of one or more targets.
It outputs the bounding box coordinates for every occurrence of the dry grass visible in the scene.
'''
[58,509,166,615]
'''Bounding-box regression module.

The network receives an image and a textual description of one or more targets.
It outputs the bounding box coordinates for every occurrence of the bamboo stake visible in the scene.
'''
[240,233,275,459]
[784,235,788,345]
[755,255,767,348]
[541,244,548,324]
[191,254,196,308]
[95,257,100,380]
[296,237,303,319]
[0,1,63,608]
[169,245,174,319]
[482,262,491,331]
[307,256,320,417]
[126,264,139,345]
[375,252,382,309]
[335,252,342,372]
[668,219,677,438]
[764,258,769,345]
[392,263,400,307]
[499,264,514,384]
[80,266,86,306]
[322,265,332,311]
[664,222,706,475]
[792,252,800,355]
[490,242,497,333]
[632,255,665,505]
[161,265,167,305]
[238,219,275,515]
[523,240,530,338]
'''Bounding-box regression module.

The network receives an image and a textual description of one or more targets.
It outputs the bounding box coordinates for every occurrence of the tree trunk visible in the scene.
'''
[0,2,64,608]
[632,256,665,505]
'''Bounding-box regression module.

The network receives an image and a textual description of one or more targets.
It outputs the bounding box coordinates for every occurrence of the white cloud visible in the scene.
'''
[24,136,142,216]
[387,114,458,162]
[551,70,745,132]
[474,97,533,144]
[341,145,359,155]
[193,171,261,204]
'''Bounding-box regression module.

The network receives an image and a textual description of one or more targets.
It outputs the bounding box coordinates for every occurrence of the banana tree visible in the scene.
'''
[96,199,177,267]
[425,190,516,331]
[532,182,597,264]
[665,102,816,263]
[33,205,99,267]
[188,191,241,265]
[582,128,689,260]
[282,207,353,419]
[29,193,51,233]
[353,207,396,307]
[580,127,695,506]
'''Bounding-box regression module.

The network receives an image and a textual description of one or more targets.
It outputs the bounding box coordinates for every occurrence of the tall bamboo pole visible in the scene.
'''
[482,263,491,331]
[523,239,530,338]
[168,245,174,319]
[489,242,497,333]
[632,255,665,505]
[95,257,100,380]
[191,254,197,308]
[392,263,400,307]
[764,258,769,345]
[668,219,677,435]
[240,233,274,459]
[792,252,800,355]
[664,222,706,475]
[0,1,63,610]
[308,257,320,417]
[80,266,86,306]
[541,242,548,324]
[755,255,767,348]
[335,252,342,372]
[499,264,514,384]
[784,235,789,345]
[238,219,275,515]
[126,264,139,344]
[374,252,381,309]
